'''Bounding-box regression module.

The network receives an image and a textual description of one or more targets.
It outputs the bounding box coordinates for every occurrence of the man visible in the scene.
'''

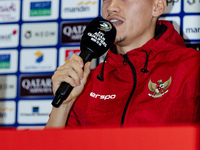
[45,0,200,128]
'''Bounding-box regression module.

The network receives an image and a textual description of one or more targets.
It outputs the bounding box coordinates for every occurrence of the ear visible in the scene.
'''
[152,0,166,17]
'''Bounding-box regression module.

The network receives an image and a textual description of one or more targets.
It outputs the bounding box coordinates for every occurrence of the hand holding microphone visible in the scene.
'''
[51,17,116,108]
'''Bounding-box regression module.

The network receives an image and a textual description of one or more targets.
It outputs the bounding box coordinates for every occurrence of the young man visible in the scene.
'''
[45,0,200,128]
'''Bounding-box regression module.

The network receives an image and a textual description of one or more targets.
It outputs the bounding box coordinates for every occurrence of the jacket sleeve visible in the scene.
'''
[66,107,81,127]
[186,52,200,123]
[181,49,200,123]
[193,74,200,123]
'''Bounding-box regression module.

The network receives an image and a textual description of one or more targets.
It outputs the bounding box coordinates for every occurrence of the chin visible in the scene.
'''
[115,36,126,44]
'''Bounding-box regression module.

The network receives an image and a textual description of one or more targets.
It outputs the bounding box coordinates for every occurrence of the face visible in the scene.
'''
[102,0,157,52]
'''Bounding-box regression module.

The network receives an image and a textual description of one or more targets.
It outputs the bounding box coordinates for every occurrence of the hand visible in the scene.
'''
[52,54,91,105]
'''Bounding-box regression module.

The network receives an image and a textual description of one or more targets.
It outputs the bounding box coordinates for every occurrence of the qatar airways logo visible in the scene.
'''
[90,92,116,100]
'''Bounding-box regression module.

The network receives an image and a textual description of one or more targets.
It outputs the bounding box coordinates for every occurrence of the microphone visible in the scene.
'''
[51,17,116,108]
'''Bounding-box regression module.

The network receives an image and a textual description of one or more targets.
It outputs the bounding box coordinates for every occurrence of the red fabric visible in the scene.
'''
[0,126,199,150]
[67,20,200,127]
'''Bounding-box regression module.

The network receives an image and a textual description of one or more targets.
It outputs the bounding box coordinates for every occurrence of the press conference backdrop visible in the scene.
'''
[0,0,199,129]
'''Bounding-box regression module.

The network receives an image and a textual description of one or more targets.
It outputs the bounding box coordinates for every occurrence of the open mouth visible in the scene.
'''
[109,19,123,27]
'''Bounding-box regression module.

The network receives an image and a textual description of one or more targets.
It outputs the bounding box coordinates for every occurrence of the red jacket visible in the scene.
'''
[66,20,200,127]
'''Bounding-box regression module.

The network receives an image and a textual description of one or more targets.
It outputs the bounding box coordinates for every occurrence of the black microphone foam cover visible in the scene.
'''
[80,17,116,58]
[51,17,116,108]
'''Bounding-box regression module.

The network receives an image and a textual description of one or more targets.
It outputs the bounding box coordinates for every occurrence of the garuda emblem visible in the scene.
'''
[148,76,172,98]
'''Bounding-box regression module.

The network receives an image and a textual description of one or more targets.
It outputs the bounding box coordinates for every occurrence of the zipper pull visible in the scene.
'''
[122,54,128,65]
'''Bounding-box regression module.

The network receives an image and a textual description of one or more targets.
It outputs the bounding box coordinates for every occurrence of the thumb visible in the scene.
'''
[83,62,91,78]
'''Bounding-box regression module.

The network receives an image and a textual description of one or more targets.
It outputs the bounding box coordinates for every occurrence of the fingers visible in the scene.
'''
[52,54,91,94]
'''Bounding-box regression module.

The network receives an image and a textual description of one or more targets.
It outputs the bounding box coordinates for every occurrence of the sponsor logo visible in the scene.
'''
[166,0,179,5]
[64,1,96,13]
[20,106,49,116]
[90,92,116,100]
[24,30,56,39]
[0,2,16,12]
[0,54,10,69]
[30,1,51,16]
[164,0,180,14]
[184,0,200,12]
[0,101,16,125]
[99,21,112,32]
[59,47,80,66]
[20,48,57,72]
[65,49,80,63]
[59,47,96,69]
[0,29,17,41]
[183,16,200,40]
[20,75,53,97]
[0,24,19,48]
[0,50,18,73]
[61,21,89,44]
[148,76,172,98]
[35,51,43,63]
[0,107,14,119]
[187,0,195,5]
[18,100,52,124]
[186,27,200,33]
[0,1,20,22]
[61,0,98,19]
[0,75,17,99]
[24,31,32,39]
[21,23,58,46]
[22,0,59,21]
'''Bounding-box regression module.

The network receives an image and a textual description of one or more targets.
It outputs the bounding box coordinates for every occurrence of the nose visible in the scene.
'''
[107,0,120,14]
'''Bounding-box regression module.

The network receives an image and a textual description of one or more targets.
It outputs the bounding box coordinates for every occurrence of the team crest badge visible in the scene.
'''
[148,76,172,98]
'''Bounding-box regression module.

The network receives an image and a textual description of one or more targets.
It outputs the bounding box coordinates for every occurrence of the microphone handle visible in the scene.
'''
[51,50,94,108]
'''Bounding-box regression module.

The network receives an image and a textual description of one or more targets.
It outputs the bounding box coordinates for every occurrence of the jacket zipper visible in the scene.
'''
[121,54,137,126]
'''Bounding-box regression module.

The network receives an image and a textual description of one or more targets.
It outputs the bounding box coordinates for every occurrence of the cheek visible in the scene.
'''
[101,7,107,19]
